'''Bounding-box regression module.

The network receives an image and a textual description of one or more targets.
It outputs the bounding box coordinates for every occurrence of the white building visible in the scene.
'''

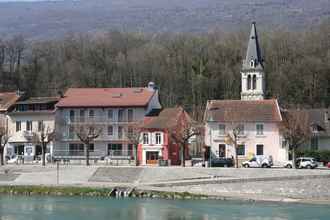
[54,82,162,160]
[204,22,287,165]
[6,97,59,160]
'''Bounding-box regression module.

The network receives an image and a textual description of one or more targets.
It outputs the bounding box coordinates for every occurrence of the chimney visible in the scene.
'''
[147,82,156,91]
[57,91,64,98]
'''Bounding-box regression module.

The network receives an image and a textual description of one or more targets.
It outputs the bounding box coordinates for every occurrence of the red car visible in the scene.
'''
[327,162,330,168]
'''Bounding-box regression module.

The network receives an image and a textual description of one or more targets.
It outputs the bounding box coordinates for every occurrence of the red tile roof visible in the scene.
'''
[56,88,156,108]
[0,92,20,112]
[205,99,282,122]
[143,107,189,129]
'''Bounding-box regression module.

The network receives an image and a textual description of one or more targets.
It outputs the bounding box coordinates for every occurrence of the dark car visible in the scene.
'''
[210,157,234,167]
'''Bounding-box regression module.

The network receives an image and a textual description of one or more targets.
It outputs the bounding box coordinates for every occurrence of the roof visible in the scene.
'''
[16,96,59,105]
[143,107,188,129]
[56,88,156,108]
[242,22,264,71]
[0,92,20,112]
[204,99,282,123]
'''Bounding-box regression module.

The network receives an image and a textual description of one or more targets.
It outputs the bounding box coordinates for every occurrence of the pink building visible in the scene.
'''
[138,107,190,166]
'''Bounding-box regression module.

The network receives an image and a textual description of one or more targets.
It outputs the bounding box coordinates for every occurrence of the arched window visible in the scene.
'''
[252,75,257,90]
[247,75,251,90]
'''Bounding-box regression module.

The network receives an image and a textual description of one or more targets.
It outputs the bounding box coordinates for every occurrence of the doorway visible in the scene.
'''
[219,144,226,158]
[146,151,159,165]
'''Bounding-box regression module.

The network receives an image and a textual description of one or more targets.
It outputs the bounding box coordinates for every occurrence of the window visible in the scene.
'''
[128,127,133,137]
[256,124,264,135]
[128,109,133,122]
[155,133,162,145]
[80,110,85,122]
[219,144,226,158]
[108,126,113,136]
[26,121,32,131]
[247,75,251,90]
[69,143,84,156]
[218,124,225,136]
[89,110,94,118]
[236,144,245,156]
[38,121,43,132]
[237,124,244,135]
[250,60,255,68]
[118,109,125,122]
[108,109,113,121]
[252,75,257,90]
[118,126,123,139]
[256,144,264,155]
[16,121,21,132]
[108,144,122,156]
[143,133,149,144]
[88,144,94,152]
[69,110,75,122]
[69,126,75,139]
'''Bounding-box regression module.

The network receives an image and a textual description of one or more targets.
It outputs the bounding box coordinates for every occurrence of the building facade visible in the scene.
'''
[204,22,287,165]
[6,97,59,160]
[138,107,190,166]
[54,82,162,160]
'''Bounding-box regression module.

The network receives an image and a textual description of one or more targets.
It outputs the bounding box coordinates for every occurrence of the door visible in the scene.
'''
[15,145,24,156]
[146,151,159,165]
[218,144,226,158]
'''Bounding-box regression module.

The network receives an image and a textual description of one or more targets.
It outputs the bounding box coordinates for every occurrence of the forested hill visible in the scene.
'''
[0,0,329,39]
[0,22,329,117]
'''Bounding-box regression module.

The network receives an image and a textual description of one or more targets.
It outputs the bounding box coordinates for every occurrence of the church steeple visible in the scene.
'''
[242,22,263,70]
[241,22,265,101]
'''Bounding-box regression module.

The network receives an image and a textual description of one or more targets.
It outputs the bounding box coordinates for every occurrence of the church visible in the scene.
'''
[204,22,288,165]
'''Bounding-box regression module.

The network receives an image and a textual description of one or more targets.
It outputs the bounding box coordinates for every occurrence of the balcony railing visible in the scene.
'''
[64,116,135,124]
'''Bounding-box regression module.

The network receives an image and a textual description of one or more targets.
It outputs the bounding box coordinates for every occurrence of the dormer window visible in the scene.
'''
[250,60,255,68]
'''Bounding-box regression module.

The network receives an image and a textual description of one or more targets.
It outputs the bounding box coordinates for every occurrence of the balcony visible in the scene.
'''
[63,116,135,125]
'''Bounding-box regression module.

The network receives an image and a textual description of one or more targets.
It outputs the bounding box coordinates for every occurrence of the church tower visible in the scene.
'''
[241,22,265,101]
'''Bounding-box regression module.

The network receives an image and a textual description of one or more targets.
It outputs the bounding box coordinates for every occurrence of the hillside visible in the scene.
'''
[0,0,329,39]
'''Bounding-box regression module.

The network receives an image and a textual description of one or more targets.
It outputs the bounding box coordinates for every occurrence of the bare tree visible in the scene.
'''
[72,122,103,166]
[125,122,142,166]
[225,124,243,168]
[170,113,201,167]
[0,117,10,166]
[281,110,311,168]
[31,122,55,166]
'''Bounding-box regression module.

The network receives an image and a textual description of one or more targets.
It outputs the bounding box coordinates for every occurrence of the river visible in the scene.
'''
[0,195,329,220]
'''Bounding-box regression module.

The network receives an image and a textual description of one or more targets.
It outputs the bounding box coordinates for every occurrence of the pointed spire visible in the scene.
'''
[242,22,263,70]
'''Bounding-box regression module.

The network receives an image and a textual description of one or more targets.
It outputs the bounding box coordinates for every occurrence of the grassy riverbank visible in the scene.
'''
[0,185,205,199]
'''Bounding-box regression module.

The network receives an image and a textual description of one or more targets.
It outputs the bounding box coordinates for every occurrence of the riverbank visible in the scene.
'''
[1,165,330,204]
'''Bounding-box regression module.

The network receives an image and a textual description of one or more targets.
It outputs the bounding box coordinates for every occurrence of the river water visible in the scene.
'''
[0,195,329,220]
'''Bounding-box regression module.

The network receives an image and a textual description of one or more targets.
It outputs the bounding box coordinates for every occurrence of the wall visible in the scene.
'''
[205,121,286,163]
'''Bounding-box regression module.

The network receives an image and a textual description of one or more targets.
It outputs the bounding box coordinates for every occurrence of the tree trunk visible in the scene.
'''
[0,148,4,166]
[85,144,90,166]
[134,144,138,166]
[42,143,46,166]
[181,144,186,167]
[292,147,296,169]
[234,142,238,168]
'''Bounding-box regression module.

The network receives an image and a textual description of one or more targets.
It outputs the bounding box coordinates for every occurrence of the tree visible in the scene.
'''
[31,121,55,166]
[125,122,142,166]
[72,122,103,166]
[281,110,311,168]
[170,112,201,167]
[0,118,9,166]
[225,124,243,168]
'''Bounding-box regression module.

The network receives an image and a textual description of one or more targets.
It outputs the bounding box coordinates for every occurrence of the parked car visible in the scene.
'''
[327,162,330,169]
[210,157,234,167]
[284,157,318,169]
[193,157,234,167]
[242,155,273,168]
